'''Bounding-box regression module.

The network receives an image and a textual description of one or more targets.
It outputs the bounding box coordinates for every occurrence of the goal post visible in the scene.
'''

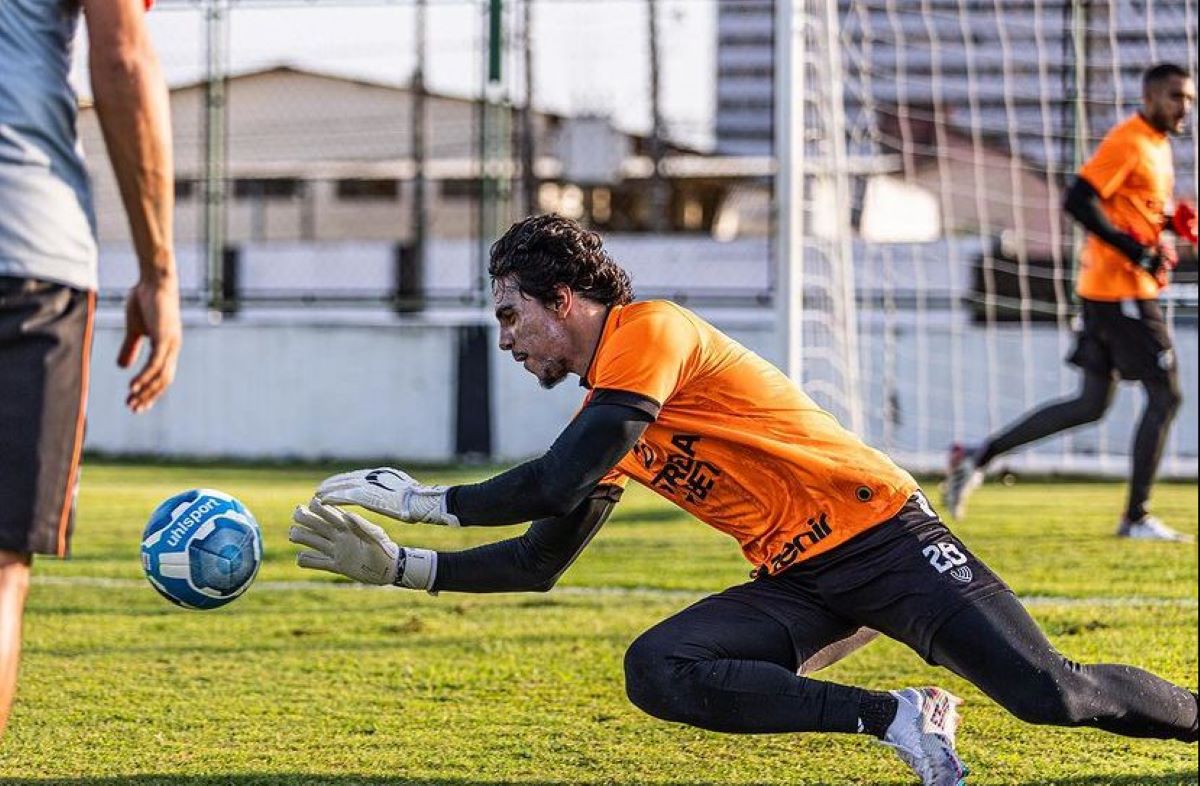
[775,0,865,437]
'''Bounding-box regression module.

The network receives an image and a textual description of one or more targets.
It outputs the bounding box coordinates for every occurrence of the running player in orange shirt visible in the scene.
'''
[289,215,1197,786]
[944,63,1196,540]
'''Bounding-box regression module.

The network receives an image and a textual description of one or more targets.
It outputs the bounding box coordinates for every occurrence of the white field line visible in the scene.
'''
[30,575,1199,608]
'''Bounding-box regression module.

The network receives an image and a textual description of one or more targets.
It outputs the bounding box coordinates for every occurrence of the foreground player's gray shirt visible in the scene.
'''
[0,0,98,291]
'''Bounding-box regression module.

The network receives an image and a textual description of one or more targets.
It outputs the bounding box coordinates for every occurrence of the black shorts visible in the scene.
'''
[1067,297,1175,381]
[713,491,1009,665]
[0,277,94,557]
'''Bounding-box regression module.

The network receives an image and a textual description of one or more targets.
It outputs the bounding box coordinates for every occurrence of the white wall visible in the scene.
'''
[84,310,780,463]
[84,307,1197,477]
[859,318,1200,477]
[86,319,455,461]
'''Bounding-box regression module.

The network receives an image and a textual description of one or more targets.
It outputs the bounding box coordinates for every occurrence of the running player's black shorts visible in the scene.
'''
[715,492,1009,664]
[1067,297,1175,381]
[0,276,94,557]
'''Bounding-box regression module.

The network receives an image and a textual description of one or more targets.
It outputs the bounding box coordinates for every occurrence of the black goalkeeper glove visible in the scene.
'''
[1114,232,1176,277]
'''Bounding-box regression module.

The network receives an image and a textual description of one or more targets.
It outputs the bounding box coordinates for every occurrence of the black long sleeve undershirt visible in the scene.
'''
[445,399,653,526]
[432,484,622,593]
[1063,176,1145,263]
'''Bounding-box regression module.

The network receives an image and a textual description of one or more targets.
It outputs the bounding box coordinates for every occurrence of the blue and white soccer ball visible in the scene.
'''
[141,489,262,610]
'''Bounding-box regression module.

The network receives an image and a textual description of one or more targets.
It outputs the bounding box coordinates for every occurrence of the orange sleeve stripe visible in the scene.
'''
[56,291,95,558]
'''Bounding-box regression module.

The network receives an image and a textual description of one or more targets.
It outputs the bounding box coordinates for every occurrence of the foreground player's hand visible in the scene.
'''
[118,275,182,414]
[315,467,459,525]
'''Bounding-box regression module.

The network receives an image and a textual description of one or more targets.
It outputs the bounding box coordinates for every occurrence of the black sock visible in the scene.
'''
[974,441,994,468]
[857,690,899,738]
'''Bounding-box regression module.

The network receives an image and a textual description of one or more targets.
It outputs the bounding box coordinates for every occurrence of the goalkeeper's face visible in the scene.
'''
[1146,75,1195,135]
[493,277,573,390]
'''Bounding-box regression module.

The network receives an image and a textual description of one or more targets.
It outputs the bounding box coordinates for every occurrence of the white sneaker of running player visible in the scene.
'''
[942,445,983,522]
[1116,515,1194,543]
[881,687,968,786]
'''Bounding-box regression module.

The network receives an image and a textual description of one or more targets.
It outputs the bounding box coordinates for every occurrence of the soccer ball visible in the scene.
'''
[141,489,262,610]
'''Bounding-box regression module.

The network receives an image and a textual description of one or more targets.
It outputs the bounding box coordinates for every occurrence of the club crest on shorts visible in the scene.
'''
[949,565,974,584]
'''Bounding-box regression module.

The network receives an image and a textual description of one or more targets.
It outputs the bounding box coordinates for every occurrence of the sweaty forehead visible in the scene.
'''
[492,277,518,306]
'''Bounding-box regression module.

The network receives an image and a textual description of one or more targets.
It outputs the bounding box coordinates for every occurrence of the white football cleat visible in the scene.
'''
[881,687,968,786]
[942,444,983,522]
[1116,515,1194,543]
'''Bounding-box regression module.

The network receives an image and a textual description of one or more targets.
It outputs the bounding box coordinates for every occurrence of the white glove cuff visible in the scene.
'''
[405,486,459,526]
[394,547,438,591]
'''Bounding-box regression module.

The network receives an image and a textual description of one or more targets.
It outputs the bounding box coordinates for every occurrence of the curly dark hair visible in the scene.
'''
[488,214,634,308]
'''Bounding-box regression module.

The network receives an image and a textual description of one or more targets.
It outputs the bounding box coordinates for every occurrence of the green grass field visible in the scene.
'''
[1,463,1196,785]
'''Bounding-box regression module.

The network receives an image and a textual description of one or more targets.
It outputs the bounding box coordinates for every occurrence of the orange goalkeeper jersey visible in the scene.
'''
[1076,113,1174,301]
[584,301,918,575]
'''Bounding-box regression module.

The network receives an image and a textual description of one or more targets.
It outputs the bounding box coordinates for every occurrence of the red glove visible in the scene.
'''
[1172,200,1197,244]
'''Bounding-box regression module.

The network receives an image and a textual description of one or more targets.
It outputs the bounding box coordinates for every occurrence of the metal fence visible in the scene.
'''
[72,0,1198,469]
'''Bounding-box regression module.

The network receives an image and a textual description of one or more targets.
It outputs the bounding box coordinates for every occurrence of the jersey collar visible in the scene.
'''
[580,305,624,389]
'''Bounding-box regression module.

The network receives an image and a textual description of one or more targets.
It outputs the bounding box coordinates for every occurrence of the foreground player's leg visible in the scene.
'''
[623,594,966,785]
[0,550,31,739]
[1119,371,1187,541]
[0,280,91,740]
[943,370,1114,520]
[930,590,1198,742]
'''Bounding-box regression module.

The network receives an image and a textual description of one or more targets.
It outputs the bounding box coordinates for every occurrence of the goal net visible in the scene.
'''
[787,0,1198,477]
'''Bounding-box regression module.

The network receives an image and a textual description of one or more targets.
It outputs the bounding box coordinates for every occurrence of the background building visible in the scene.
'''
[81,66,755,246]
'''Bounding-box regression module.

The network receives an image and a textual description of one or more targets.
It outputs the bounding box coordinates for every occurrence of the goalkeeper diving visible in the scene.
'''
[290,214,1197,786]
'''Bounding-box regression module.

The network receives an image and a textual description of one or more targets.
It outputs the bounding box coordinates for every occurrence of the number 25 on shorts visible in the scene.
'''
[923,542,968,574]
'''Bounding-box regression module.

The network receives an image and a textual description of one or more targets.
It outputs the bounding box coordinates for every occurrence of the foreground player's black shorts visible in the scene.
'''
[0,276,94,557]
[1068,297,1175,381]
[721,492,1009,663]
